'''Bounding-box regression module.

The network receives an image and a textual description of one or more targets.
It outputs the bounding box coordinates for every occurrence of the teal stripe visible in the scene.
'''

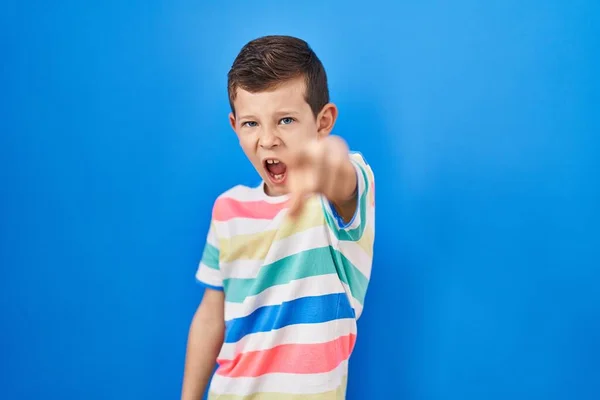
[333,248,369,306]
[322,161,370,241]
[223,246,368,305]
[201,243,220,270]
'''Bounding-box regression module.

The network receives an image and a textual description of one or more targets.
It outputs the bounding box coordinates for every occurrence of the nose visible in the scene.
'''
[259,128,281,149]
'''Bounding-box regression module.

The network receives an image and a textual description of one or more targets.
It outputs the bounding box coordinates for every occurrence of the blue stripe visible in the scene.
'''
[195,279,224,292]
[224,293,354,344]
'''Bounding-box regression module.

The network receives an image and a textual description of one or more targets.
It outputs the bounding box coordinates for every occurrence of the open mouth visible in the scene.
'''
[264,158,287,184]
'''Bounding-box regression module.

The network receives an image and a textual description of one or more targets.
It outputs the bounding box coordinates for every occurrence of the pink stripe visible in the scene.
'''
[213,197,290,222]
[216,334,356,378]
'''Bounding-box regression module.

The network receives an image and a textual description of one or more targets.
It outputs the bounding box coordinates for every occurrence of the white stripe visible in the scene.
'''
[216,210,289,237]
[206,224,218,247]
[335,237,372,280]
[220,184,290,204]
[224,274,344,321]
[209,360,348,395]
[220,225,330,280]
[220,259,264,279]
[341,282,364,319]
[218,318,356,360]
[195,263,223,287]
[368,206,375,230]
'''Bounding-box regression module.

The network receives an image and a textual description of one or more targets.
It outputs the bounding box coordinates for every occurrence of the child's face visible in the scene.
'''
[229,77,337,196]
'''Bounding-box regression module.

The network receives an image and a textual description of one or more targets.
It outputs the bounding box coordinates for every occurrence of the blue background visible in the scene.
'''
[1,1,599,399]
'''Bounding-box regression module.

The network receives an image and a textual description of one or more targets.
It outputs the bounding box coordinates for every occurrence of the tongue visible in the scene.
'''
[267,162,286,175]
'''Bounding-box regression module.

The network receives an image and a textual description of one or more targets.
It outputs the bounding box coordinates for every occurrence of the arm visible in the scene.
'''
[181,288,225,400]
[322,151,375,319]
[283,139,376,318]
[183,215,225,399]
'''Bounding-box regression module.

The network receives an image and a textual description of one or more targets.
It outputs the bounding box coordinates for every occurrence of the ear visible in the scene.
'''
[229,112,238,134]
[316,103,338,139]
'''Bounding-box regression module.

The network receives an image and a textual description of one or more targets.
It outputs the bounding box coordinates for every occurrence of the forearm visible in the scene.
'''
[181,311,224,400]
[330,157,358,223]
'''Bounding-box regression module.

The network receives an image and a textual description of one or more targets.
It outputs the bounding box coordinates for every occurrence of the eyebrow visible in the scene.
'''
[274,110,300,117]
[237,111,300,121]
[237,114,256,121]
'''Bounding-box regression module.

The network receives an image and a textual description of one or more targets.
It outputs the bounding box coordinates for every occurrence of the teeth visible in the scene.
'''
[273,174,283,180]
[266,159,279,164]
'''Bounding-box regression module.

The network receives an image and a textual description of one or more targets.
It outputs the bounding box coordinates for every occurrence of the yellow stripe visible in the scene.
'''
[350,152,375,256]
[356,225,374,257]
[208,376,347,400]
[218,197,324,263]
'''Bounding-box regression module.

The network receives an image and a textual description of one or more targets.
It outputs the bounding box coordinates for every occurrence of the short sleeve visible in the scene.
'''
[195,220,224,291]
[322,152,375,242]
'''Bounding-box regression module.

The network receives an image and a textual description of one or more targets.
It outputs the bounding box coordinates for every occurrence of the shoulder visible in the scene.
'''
[349,151,369,165]
[348,151,375,197]
[349,151,373,173]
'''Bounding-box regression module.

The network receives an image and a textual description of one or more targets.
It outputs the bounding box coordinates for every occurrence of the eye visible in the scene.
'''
[242,121,258,128]
[279,117,295,125]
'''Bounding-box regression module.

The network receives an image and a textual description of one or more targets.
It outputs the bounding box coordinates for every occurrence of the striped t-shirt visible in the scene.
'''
[195,152,375,399]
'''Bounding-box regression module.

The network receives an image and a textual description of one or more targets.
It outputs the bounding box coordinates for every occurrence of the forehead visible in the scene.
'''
[233,77,311,116]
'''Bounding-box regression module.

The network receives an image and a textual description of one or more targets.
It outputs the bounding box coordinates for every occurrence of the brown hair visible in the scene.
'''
[227,35,330,118]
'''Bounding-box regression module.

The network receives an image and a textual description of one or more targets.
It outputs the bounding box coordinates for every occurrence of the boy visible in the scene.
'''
[181,35,376,400]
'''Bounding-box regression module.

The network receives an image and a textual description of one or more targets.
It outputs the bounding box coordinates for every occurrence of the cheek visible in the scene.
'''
[284,124,318,145]
[237,133,255,150]
[238,135,261,162]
